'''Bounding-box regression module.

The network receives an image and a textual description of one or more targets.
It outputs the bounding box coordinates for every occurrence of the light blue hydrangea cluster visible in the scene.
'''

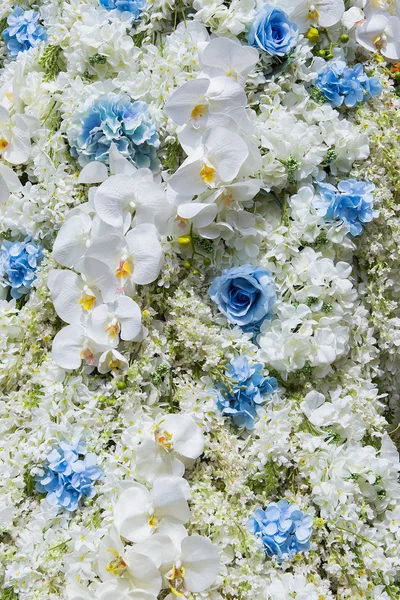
[0,238,43,299]
[209,265,276,333]
[99,0,147,20]
[247,500,313,560]
[315,179,377,236]
[69,93,159,170]
[3,8,47,57]
[35,440,103,512]
[315,61,382,108]
[247,4,298,56]
[216,356,278,429]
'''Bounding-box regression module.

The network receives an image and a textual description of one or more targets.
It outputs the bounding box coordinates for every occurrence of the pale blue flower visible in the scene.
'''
[217,356,278,429]
[209,265,276,332]
[0,238,43,299]
[316,179,377,236]
[99,0,146,20]
[247,500,313,560]
[35,440,103,512]
[247,4,298,56]
[69,93,159,171]
[315,61,382,108]
[3,8,47,57]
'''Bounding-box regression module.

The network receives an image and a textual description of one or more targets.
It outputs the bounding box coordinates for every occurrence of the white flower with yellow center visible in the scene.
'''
[356,11,400,60]
[113,478,190,544]
[284,0,345,31]
[52,209,94,269]
[199,37,259,83]
[98,348,129,376]
[167,127,249,200]
[135,415,205,484]
[52,324,109,370]
[87,296,142,347]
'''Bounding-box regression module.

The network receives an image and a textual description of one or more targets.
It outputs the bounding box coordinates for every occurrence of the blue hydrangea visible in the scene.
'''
[247,500,313,560]
[3,8,47,57]
[35,440,103,512]
[315,179,377,236]
[69,93,159,171]
[0,238,43,299]
[315,61,382,108]
[216,356,278,429]
[99,0,147,20]
[209,265,276,333]
[247,4,298,57]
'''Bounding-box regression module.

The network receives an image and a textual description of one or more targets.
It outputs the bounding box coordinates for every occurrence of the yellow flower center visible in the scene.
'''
[0,138,9,151]
[307,5,319,20]
[166,564,186,597]
[148,514,159,529]
[153,426,173,450]
[200,163,216,184]
[78,293,96,312]
[105,322,121,339]
[105,548,127,576]
[191,104,208,121]
[115,259,131,279]
[80,347,95,365]
[108,358,122,371]
[374,35,386,50]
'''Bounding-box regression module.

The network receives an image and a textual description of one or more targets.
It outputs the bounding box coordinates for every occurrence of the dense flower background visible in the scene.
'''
[0,0,400,599]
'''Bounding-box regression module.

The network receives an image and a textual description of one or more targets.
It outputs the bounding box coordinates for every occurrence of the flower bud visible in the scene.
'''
[183,259,191,269]
[306,27,319,43]
[117,381,127,390]
[339,33,350,43]
[177,234,192,248]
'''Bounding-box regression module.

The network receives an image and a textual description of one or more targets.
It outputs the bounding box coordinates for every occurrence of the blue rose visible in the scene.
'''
[247,5,298,57]
[209,265,276,331]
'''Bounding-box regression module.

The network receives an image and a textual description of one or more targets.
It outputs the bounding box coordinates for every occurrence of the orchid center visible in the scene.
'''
[5,91,13,103]
[105,548,127,576]
[115,258,132,279]
[307,4,319,20]
[176,215,189,230]
[200,163,216,185]
[221,190,233,207]
[105,318,121,339]
[374,35,387,50]
[108,358,122,371]
[0,137,9,151]
[153,426,173,450]
[78,287,96,312]
[166,563,187,597]
[191,104,208,121]
[80,346,95,365]
[148,513,159,529]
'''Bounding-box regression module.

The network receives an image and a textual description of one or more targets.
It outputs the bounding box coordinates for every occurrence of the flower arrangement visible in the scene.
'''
[0,1,400,599]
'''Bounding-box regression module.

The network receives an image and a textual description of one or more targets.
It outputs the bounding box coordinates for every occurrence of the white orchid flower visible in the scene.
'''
[87,296,142,346]
[78,143,138,184]
[199,37,259,83]
[356,11,400,60]
[98,348,129,375]
[0,164,21,203]
[97,526,162,596]
[136,415,204,484]
[52,324,109,370]
[84,224,164,287]
[48,262,117,324]
[93,170,166,231]
[166,76,246,129]
[96,581,157,600]
[285,0,345,31]
[113,478,190,544]
[342,7,365,29]
[167,127,249,199]
[152,525,220,596]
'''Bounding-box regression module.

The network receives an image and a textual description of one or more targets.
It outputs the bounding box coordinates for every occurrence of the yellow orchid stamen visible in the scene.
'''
[108,359,121,370]
[105,322,120,339]
[78,293,96,312]
[191,104,208,121]
[105,548,127,576]
[200,163,216,184]
[154,428,173,450]
[307,5,319,20]
[148,514,159,529]
[166,564,186,597]
[5,91,13,102]
[0,138,9,151]
[374,35,386,50]
[115,259,131,279]
[80,347,95,365]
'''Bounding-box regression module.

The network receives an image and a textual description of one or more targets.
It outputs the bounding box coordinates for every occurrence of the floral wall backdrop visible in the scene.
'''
[0,0,400,599]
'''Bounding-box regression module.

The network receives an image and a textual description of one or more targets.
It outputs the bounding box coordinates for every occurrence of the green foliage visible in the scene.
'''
[163,140,183,172]
[301,231,328,251]
[89,53,107,66]
[39,45,65,82]
[1,589,18,600]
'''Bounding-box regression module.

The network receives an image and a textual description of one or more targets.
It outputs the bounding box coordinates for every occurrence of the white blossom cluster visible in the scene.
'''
[0,1,400,600]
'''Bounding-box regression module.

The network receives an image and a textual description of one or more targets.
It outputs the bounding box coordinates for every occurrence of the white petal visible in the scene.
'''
[78,161,108,184]
[81,257,118,304]
[317,0,345,28]
[0,164,21,194]
[125,549,162,595]
[177,203,218,228]
[52,325,86,370]
[53,213,92,268]
[87,304,118,347]
[152,477,190,524]
[181,535,220,592]
[162,414,205,460]
[3,114,31,165]
[203,127,248,183]
[202,38,258,80]
[133,181,167,227]
[167,155,207,197]
[136,439,185,484]
[48,269,86,324]
[109,142,137,176]
[114,296,142,340]
[125,224,164,285]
